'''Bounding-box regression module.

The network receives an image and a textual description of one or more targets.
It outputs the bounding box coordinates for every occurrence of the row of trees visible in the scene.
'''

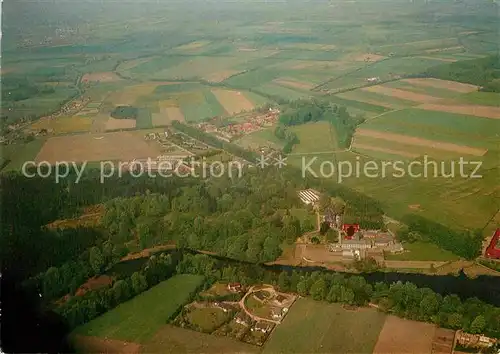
[55,253,176,329]
[277,98,365,148]
[23,240,128,302]
[422,55,500,92]
[274,125,299,153]
[177,253,500,338]
[171,120,258,162]
[399,215,482,259]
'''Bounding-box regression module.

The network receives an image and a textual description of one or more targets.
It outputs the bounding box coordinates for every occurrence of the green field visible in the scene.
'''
[235,128,285,150]
[262,298,386,354]
[456,91,500,107]
[141,325,260,354]
[72,274,204,343]
[289,121,339,154]
[383,80,463,99]
[2,139,46,171]
[360,108,500,150]
[385,241,461,262]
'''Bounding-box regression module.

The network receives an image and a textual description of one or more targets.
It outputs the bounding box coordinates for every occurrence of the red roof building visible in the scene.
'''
[485,228,500,259]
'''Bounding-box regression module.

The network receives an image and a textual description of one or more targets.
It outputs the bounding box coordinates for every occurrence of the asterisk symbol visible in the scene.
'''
[255,154,270,169]
[274,154,287,168]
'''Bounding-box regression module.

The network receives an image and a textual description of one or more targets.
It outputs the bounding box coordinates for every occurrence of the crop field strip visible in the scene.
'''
[360,108,499,150]
[355,129,487,156]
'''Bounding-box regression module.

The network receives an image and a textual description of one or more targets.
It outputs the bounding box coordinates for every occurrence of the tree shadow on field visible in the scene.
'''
[0,270,76,353]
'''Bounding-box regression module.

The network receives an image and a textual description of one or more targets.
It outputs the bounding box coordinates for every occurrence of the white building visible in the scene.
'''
[298,189,320,205]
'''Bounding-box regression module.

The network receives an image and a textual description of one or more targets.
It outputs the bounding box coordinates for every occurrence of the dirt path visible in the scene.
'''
[239,286,281,324]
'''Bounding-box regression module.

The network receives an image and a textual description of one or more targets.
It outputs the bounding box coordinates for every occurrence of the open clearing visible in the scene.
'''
[418,103,500,119]
[290,121,338,154]
[28,116,92,134]
[355,129,487,156]
[72,274,204,343]
[337,91,406,109]
[71,335,140,354]
[203,70,243,83]
[211,89,255,114]
[35,131,162,163]
[352,143,420,159]
[152,102,185,126]
[352,53,386,62]
[372,315,436,354]
[273,78,314,90]
[105,117,136,130]
[401,78,478,93]
[432,328,456,354]
[361,85,440,104]
[81,72,121,83]
[262,298,385,354]
[141,325,259,354]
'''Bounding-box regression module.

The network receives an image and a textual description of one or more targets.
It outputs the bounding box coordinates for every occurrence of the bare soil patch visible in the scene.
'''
[35,131,162,163]
[373,315,436,354]
[355,129,487,156]
[303,244,344,264]
[212,89,255,114]
[362,85,439,104]
[75,275,113,296]
[384,260,447,269]
[432,328,456,354]
[71,335,140,354]
[353,143,419,158]
[106,117,136,130]
[203,70,243,83]
[152,101,185,126]
[273,78,314,90]
[408,204,422,211]
[121,244,176,262]
[418,103,500,119]
[402,78,478,93]
[81,72,121,83]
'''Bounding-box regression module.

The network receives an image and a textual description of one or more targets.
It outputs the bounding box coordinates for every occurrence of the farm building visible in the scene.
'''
[251,322,273,333]
[456,331,497,348]
[298,189,320,205]
[485,228,500,259]
[227,282,242,292]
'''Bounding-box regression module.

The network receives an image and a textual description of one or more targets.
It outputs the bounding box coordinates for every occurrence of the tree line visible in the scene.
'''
[399,214,482,260]
[277,98,365,148]
[422,55,500,93]
[52,252,500,338]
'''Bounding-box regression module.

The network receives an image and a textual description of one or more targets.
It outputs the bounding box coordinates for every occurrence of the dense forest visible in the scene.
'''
[277,98,365,148]
[423,55,500,92]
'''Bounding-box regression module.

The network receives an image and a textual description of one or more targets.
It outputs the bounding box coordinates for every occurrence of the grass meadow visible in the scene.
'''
[262,298,386,354]
[72,274,204,343]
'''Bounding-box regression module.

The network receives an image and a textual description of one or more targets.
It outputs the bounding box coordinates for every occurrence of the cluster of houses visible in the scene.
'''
[197,108,280,141]
[456,331,497,350]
